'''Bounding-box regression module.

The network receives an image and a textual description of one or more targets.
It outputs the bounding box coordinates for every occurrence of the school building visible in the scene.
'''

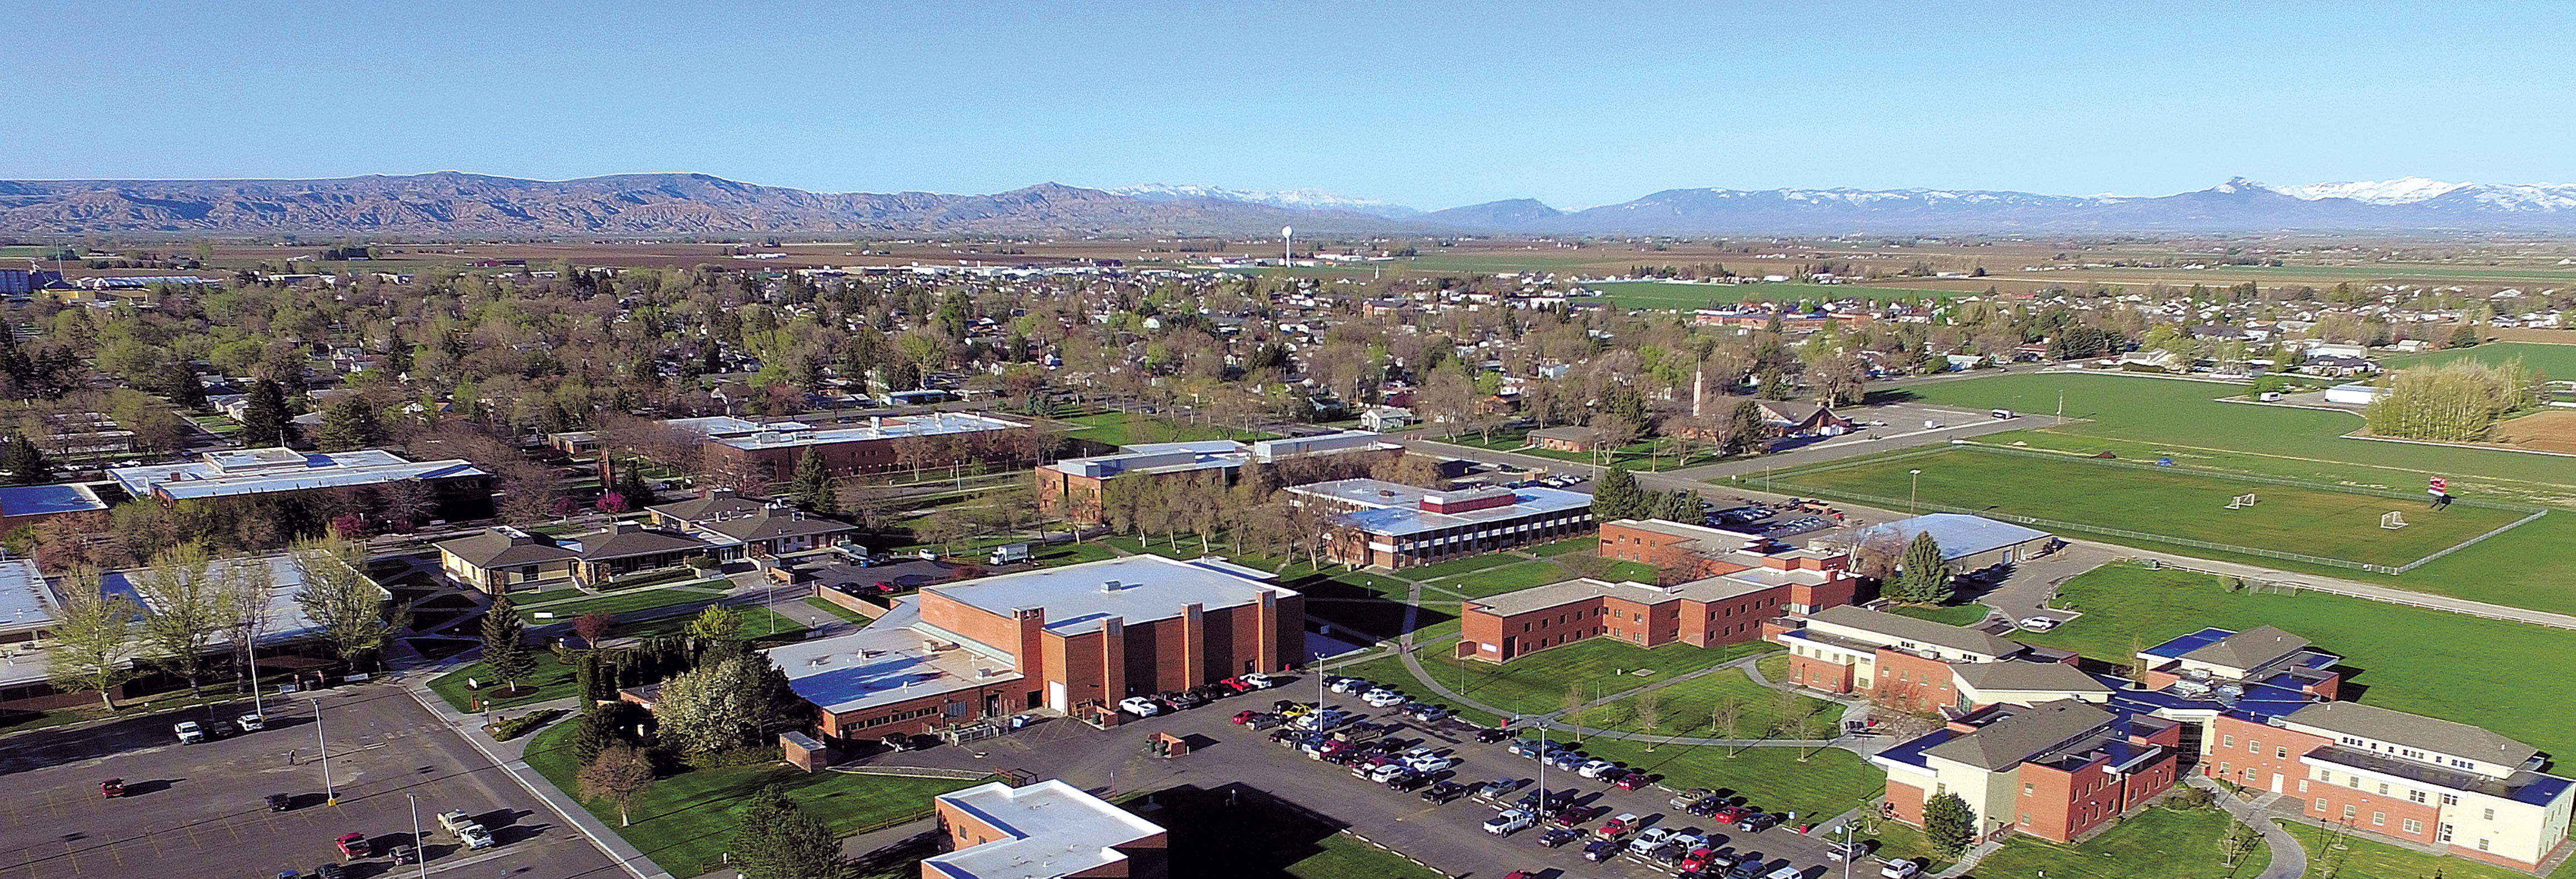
[1286,479,1595,569]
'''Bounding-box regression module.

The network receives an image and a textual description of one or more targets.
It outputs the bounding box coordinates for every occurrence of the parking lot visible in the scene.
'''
[0,686,620,879]
[893,676,1893,879]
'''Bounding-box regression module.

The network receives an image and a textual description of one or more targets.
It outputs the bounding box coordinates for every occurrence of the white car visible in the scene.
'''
[2019,617,2060,632]
[1239,673,1277,689]
[1118,696,1162,717]
[1368,763,1409,783]
[1576,759,1618,778]
[236,714,266,733]
[1482,809,1536,835]
[1362,689,1407,708]
[1405,755,1456,774]
[456,823,496,850]
[1329,678,1368,694]
[173,721,207,744]
[1881,858,1922,878]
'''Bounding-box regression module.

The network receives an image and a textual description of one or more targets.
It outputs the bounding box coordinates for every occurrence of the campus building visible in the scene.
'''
[0,553,384,711]
[1599,517,1855,587]
[767,555,1302,739]
[1032,432,1403,524]
[926,779,1169,879]
[645,488,860,559]
[0,482,110,531]
[1773,606,2107,712]
[693,412,1034,478]
[1286,478,1595,569]
[434,526,581,594]
[1457,524,1859,663]
[107,447,493,522]
[1871,699,2184,844]
[1838,513,2057,572]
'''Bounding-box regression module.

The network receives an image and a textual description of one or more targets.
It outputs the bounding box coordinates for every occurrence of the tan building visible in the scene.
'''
[1773,606,2104,713]
[1872,700,2183,845]
[434,526,581,594]
[927,779,1168,879]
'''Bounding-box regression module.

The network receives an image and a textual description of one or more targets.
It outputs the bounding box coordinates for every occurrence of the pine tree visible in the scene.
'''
[4,436,52,485]
[1589,467,1646,521]
[165,362,209,411]
[1893,531,1952,604]
[314,397,384,451]
[790,447,836,514]
[729,786,852,879]
[1924,792,1973,857]
[479,593,534,694]
[241,378,299,448]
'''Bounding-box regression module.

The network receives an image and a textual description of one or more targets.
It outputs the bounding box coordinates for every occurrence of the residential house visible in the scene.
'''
[435,526,581,594]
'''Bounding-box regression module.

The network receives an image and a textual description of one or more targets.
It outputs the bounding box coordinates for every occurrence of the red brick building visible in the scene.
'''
[694,412,1033,479]
[1774,606,2102,713]
[1457,526,1857,663]
[1874,700,2183,844]
[928,779,1168,879]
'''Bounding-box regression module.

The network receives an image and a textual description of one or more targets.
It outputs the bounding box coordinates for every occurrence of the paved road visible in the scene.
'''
[0,685,623,879]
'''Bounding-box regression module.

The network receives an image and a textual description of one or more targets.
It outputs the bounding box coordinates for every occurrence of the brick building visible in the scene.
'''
[1459,524,1859,663]
[690,412,1032,479]
[766,555,1302,740]
[927,779,1168,879]
[1600,517,1854,589]
[1773,606,2104,713]
[1286,479,1594,569]
[1872,700,2183,844]
[1032,432,1402,525]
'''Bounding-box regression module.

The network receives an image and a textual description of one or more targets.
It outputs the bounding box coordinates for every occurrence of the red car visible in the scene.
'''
[1615,772,1652,790]
[100,778,124,798]
[1712,804,1749,824]
[1219,677,1255,693]
[1503,872,1535,879]
[335,833,369,860]
[1231,710,1258,724]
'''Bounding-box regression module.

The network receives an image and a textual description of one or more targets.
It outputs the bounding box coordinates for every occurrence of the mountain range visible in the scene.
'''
[4,172,2576,238]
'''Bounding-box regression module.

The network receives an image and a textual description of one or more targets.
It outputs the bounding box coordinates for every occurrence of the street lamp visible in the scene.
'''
[1908,469,1922,515]
[312,694,336,805]
[408,793,428,879]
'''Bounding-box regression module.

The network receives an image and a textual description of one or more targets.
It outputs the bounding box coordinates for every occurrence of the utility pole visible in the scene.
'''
[409,794,428,879]
[1909,469,1922,515]
[246,629,265,720]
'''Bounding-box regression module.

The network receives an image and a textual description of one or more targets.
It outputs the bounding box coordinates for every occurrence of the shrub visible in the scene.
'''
[486,709,564,741]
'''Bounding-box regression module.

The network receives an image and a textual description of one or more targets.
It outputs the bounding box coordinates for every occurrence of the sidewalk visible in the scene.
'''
[393,666,674,879]
[2190,776,2306,879]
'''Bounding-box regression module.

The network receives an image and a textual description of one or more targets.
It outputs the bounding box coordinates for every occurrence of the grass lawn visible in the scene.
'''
[427,650,578,711]
[619,605,809,641]
[1776,445,2526,568]
[1402,554,1525,581]
[1431,560,1575,599]
[1031,540,1118,567]
[522,582,730,623]
[2024,563,2576,762]
[1755,653,1791,684]
[1055,411,1267,447]
[1528,536,1601,557]
[522,721,985,876]
[1426,638,1780,719]
[802,596,873,623]
[2379,340,2576,377]
[2274,818,2576,879]
[1551,737,1884,823]
[1134,785,1448,879]
[1570,667,1836,739]
[1884,603,1994,627]
[1968,804,2265,879]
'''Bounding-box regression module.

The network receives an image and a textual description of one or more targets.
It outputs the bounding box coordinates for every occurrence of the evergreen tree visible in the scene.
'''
[241,378,299,448]
[165,362,209,411]
[1923,792,1973,857]
[1893,532,1952,604]
[1589,467,1647,521]
[4,436,51,485]
[729,786,853,879]
[2448,321,2481,349]
[314,397,384,451]
[479,593,535,693]
[1653,490,1700,523]
[790,447,837,514]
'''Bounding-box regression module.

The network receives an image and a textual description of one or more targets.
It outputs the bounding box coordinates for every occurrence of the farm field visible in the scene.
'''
[2020,564,2576,763]
[1589,280,1964,310]
[1774,445,2526,568]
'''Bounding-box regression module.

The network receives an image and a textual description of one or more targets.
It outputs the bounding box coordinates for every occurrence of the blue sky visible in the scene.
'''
[6,1,2570,210]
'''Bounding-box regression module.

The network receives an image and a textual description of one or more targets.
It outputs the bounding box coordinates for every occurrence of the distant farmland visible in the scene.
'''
[1589,281,1967,310]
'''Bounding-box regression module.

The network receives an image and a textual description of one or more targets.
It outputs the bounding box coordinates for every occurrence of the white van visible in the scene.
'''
[1990,408,2016,419]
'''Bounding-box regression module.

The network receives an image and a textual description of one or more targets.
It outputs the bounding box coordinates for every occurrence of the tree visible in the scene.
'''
[2219,820,2263,868]
[575,699,652,764]
[1892,532,1953,605]
[479,592,535,693]
[1563,681,1588,743]
[1811,351,1869,407]
[242,378,300,448]
[47,569,138,710]
[685,604,741,642]
[314,397,384,452]
[165,362,210,411]
[3,435,51,486]
[574,612,615,645]
[1588,414,1640,466]
[1589,467,1647,521]
[2448,321,2481,349]
[788,447,836,513]
[578,745,658,827]
[1633,690,1663,751]
[1923,792,1973,858]
[655,652,802,755]
[217,556,275,695]
[1711,694,1747,756]
[728,786,853,879]
[291,536,391,668]
[133,543,224,695]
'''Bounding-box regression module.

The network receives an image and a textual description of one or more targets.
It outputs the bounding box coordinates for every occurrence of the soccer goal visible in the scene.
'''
[2382,511,2408,530]
[2225,493,2257,510]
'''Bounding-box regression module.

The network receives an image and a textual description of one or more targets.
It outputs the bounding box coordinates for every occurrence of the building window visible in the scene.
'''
[2403,819,2422,834]
[2377,783,2388,795]
[2220,762,2232,776]
[2023,783,2033,795]
[2343,805,2357,821]
[2441,794,2459,805]
[2223,735,2236,749]
[2484,808,2496,821]
[2373,812,2386,827]
[2277,746,2289,759]
[2243,768,2258,783]
[2347,774,2361,788]
[2408,790,2426,803]
[2298,780,2309,793]
[2250,739,2260,754]
[2315,798,2329,813]
[2020,812,2031,825]
[2479,839,2491,852]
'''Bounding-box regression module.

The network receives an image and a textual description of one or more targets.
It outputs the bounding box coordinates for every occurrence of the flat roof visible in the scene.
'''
[1290,478,1593,538]
[0,483,107,518]
[925,779,1165,879]
[764,601,1023,716]
[1802,605,2026,659]
[1848,514,2051,563]
[109,448,485,501]
[0,559,54,634]
[925,555,1295,637]
[1471,574,1784,617]
[708,412,1026,451]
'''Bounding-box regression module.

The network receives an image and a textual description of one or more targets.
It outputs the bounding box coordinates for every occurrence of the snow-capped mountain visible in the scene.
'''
[2266,177,2470,204]
[1106,183,1422,218]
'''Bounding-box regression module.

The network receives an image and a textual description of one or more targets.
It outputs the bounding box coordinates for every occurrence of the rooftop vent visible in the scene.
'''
[1101,579,1123,593]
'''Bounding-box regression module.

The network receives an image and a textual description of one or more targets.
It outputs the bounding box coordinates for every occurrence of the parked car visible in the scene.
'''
[1117,696,1162,717]
[1880,859,1923,879]
[334,833,370,860]
[1736,812,1779,833]
[1239,672,1277,688]
[1508,739,1555,759]
[1409,705,1454,723]
[100,778,123,798]
[174,721,207,745]
[437,810,479,836]
[1164,690,1207,710]
[1616,771,1653,790]
[1537,827,1583,848]
[1329,677,1369,694]
[1483,809,1536,836]
[1366,763,1408,784]
[1360,688,1407,708]
[1825,839,1871,862]
[1473,777,1520,802]
[1549,752,1588,771]
[2020,616,2060,631]
[1629,827,1674,854]
[1576,759,1619,778]
[236,714,267,732]
[1475,727,1511,743]
[1390,772,1433,792]
[1405,755,1456,774]
[1598,812,1639,838]
[1231,710,1260,724]
[312,865,345,879]
[1669,788,1715,809]
[1583,839,1620,862]
[267,793,292,812]
[1421,780,1468,803]
[1711,804,1750,824]
[388,845,417,865]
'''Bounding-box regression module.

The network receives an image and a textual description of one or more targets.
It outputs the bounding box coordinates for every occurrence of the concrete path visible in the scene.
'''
[2191,775,2306,879]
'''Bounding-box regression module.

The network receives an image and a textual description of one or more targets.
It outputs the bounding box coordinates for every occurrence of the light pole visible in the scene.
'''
[1840,823,1857,879]
[246,629,265,720]
[408,793,428,879]
[1908,470,1922,515]
[313,694,336,805]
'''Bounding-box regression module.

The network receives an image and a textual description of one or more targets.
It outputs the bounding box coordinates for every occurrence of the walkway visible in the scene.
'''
[2190,776,2306,879]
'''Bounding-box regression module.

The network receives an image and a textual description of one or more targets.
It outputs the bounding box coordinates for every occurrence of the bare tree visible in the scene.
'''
[1588,414,1639,466]
[578,744,658,827]
[1634,690,1664,751]
[1711,694,1747,756]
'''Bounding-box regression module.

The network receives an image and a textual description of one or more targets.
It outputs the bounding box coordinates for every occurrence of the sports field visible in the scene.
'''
[1778,445,2528,569]
[1590,280,1961,310]
[2378,340,2576,376]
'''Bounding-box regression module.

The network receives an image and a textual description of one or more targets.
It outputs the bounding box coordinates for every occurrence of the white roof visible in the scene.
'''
[924,780,1165,879]
[707,412,1026,450]
[109,448,484,501]
[0,559,55,636]
[763,601,1022,715]
[925,555,1295,637]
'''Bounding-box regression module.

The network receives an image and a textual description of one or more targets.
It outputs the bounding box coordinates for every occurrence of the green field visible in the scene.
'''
[1776,445,2529,568]
[2022,564,2576,762]
[1417,637,1779,719]
[2276,818,2576,879]
[1422,559,1575,599]
[1569,667,1836,739]
[1874,372,2576,613]
[522,721,985,876]
[521,582,731,623]
[1883,602,1994,627]
[1966,804,2265,879]
[2380,340,2576,375]
[1590,281,1966,310]
[1547,736,1883,823]
[1055,411,1266,447]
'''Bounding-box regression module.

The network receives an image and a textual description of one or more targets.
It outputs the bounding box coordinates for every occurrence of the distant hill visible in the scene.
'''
[4,172,2575,237]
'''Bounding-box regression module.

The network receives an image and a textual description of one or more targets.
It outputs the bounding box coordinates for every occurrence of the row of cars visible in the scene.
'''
[1116,672,1279,717]
[269,808,495,878]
